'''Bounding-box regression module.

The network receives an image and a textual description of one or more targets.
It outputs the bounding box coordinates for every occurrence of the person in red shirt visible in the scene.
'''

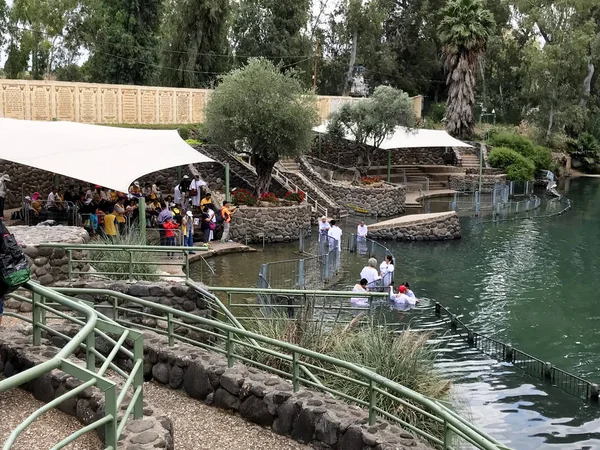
[163,217,179,259]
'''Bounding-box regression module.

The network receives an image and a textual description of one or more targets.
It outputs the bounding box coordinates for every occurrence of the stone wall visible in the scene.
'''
[11,225,90,286]
[448,174,507,192]
[311,135,454,168]
[299,157,406,216]
[368,212,461,241]
[137,330,432,450]
[230,204,312,243]
[0,328,174,449]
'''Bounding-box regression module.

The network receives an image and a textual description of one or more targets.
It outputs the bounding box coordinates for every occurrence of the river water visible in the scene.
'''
[191,177,600,449]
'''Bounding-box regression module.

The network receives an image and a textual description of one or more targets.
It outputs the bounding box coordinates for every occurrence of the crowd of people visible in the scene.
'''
[12,173,237,249]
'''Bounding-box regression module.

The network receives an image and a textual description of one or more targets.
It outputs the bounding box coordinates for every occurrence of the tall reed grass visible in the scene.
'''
[90,231,160,281]
[238,313,452,439]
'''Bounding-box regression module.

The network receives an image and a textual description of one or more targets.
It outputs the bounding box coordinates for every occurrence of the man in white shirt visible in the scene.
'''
[357,220,368,238]
[190,174,206,207]
[319,216,330,242]
[327,220,342,251]
[360,258,380,285]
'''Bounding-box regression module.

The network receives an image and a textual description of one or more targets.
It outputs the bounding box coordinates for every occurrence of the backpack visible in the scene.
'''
[0,222,30,295]
[215,209,225,224]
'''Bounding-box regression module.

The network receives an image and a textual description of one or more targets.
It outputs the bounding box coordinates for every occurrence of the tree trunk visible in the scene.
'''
[253,157,276,197]
[356,145,372,176]
[579,62,595,108]
[343,29,358,97]
[546,104,554,140]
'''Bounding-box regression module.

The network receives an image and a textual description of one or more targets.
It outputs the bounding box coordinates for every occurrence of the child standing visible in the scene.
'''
[163,217,179,259]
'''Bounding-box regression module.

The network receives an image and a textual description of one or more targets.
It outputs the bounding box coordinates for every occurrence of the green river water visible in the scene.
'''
[191,177,600,450]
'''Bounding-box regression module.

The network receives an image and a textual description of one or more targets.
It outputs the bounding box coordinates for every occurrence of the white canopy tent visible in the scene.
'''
[312,124,472,149]
[0,118,214,193]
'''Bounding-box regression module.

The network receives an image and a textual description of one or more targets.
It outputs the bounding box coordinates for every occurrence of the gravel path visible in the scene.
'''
[0,384,103,450]
[144,382,311,450]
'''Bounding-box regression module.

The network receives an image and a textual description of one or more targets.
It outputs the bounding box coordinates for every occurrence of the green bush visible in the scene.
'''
[506,160,535,181]
[530,145,553,171]
[489,133,535,157]
[425,103,446,124]
[488,147,535,180]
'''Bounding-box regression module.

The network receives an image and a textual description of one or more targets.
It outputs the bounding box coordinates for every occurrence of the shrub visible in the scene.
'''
[238,313,451,438]
[284,191,305,203]
[232,188,257,206]
[185,139,202,146]
[506,160,535,181]
[258,192,279,204]
[489,133,536,157]
[90,231,159,281]
[425,102,446,124]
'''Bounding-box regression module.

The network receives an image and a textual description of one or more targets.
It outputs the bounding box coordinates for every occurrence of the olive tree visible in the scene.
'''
[327,85,416,174]
[205,58,320,196]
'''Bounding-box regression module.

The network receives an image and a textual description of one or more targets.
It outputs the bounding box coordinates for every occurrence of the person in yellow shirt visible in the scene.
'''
[103,209,118,239]
[200,193,213,209]
[129,181,142,198]
[113,198,127,233]
[220,201,236,243]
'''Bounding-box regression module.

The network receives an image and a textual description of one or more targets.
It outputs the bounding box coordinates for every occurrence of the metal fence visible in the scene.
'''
[39,243,207,281]
[51,284,509,450]
[2,282,144,449]
[23,200,79,226]
[434,302,599,403]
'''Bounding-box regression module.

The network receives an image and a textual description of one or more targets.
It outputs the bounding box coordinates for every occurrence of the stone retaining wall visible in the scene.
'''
[448,174,507,192]
[311,135,454,167]
[368,212,461,241]
[0,328,174,450]
[231,204,312,243]
[138,330,432,450]
[11,225,90,286]
[299,157,406,216]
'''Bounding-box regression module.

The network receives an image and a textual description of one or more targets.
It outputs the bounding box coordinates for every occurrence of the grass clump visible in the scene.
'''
[90,230,160,281]
[238,313,451,438]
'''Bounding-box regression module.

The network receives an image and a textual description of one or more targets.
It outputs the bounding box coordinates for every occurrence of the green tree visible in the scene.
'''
[327,85,416,174]
[231,0,312,80]
[439,0,495,139]
[85,0,162,85]
[158,0,230,88]
[205,58,319,196]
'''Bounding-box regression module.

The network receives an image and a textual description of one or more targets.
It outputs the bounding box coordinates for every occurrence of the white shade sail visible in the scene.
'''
[313,124,472,149]
[0,118,214,192]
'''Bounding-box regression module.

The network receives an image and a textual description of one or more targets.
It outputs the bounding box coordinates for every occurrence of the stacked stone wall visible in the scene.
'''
[230,204,312,243]
[368,212,461,241]
[299,158,405,216]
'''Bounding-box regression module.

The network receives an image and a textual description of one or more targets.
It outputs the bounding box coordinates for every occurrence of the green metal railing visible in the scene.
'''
[39,243,209,281]
[52,285,509,450]
[1,282,144,450]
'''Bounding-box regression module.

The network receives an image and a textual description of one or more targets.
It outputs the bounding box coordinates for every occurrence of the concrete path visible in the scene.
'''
[369,211,458,231]
[405,189,456,207]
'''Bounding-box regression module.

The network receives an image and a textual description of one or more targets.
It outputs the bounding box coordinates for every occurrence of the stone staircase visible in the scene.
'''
[368,166,448,191]
[461,154,480,169]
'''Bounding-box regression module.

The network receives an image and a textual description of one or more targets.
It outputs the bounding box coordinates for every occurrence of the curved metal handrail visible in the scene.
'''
[1,282,144,450]
[52,286,508,450]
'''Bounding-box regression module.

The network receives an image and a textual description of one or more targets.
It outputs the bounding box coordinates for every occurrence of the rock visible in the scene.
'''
[152,363,170,384]
[273,398,300,436]
[169,365,184,389]
[182,300,195,312]
[127,419,154,433]
[315,413,341,446]
[213,387,240,411]
[19,302,33,312]
[38,274,54,285]
[239,395,274,427]
[149,286,165,297]
[33,257,48,266]
[170,285,187,297]
[183,362,213,400]
[338,426,365,450]
[129,284,150,297]
[220,369,245,395]
[292,408,316,443]
[130,430,159,445]
[362,431,379,446]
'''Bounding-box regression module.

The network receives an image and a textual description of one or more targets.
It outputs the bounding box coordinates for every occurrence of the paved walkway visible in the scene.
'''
[369,211,457,231]
[405,189,456,207]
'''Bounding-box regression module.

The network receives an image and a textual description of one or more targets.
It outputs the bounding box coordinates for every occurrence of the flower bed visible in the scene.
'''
[360,175,383,186]
[233,188,306,207]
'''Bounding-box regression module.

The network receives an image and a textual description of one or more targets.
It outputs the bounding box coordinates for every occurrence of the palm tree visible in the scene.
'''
[439,0,495,139]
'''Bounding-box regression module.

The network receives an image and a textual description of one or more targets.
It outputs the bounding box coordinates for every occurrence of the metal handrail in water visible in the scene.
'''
[434,302,599,403]
[52,286,508,450]
[1,282,144,449]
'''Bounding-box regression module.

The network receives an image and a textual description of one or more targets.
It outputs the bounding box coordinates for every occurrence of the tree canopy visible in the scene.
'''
[327,85,417,173]
[205,58,319,196]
